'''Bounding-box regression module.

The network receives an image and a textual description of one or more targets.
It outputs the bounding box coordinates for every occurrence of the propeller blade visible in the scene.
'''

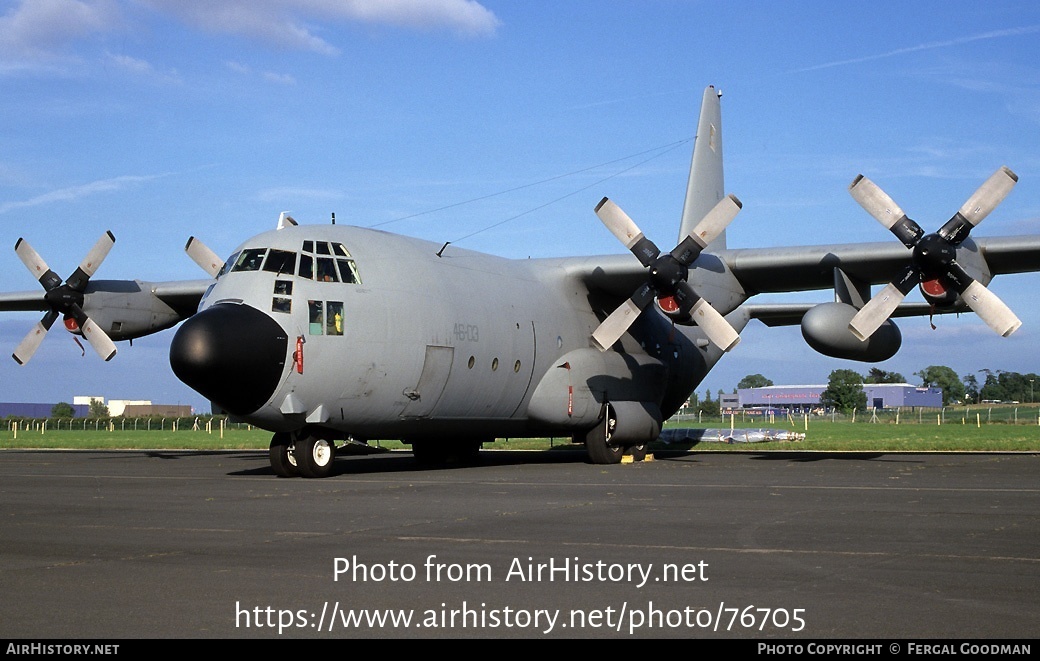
[591,283,655,351]
[594,198,660,267]
[185,236,223,278]
[12,310,59,365]
[943,262,1022,337]
[670,194,742,265]
[939,166,1019,245]
[848,175,924,248]
[78,315,118,361]
[673,281,740,351]
[14,238,62,290]
[958,166,1018,228]
[65,231,116,291]
[848,266,921,341]
[959,280,1022,337]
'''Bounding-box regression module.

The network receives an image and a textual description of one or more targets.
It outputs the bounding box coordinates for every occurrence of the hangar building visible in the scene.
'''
[737,384,942,410]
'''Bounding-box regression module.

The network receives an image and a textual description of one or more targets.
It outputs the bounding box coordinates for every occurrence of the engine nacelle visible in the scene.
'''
[81,280,186,341]
[801,302,901,362]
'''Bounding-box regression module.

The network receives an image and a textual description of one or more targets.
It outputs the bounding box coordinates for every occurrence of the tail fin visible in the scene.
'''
[678,86,726,249]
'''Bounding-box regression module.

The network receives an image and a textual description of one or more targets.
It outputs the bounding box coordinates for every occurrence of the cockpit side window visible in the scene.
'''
[217,251,241,278]
[232,248,267,272]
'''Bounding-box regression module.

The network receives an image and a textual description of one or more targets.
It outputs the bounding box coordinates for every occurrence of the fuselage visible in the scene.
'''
[169,224,730,441]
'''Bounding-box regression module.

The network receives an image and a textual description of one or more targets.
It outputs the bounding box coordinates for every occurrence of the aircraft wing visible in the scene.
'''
[0,290,47,312]
[744,301,944,327]
[149,279,212,319]
[718,235,1040,295]
[0,279,209,316]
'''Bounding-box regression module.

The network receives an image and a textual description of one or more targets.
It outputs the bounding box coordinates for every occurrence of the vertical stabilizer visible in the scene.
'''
[679,86,725,249]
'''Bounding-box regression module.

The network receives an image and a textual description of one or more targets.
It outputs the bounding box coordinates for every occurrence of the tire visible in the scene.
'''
[584,418,623,465]
[627,444,648,462]
[269,433,298,477]
[295,434,336,478]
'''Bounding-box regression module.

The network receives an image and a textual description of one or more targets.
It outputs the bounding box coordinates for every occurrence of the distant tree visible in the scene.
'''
[864,368,905,384]
[700,389,720,416]
[962,374,979,405]
[977,369,1003,402]
[88,398,110,419]
[737,374,773,389]
[915,366,965,405]
[976,370,1040,403]
[51,402,75,418]
[821,369,866,414]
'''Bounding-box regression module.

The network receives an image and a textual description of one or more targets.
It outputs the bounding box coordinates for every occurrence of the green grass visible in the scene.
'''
[4,414,1040,452]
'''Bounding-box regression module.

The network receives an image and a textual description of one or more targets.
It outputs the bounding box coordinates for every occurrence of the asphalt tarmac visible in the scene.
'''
[0,448,1037,639]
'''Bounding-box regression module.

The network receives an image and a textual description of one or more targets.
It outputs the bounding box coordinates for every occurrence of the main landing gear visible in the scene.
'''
[269,430,337,478]
[578,411,650,465]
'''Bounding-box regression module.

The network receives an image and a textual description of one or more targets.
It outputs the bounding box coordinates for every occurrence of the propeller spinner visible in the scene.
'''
[11,233,118,364]
[591,194,742,352]
[847,167,1021,341]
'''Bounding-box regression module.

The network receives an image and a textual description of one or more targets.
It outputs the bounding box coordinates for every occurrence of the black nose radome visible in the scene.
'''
[170,304,288,415]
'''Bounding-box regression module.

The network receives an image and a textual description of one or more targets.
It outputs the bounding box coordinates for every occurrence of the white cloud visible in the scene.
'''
[144,0,501,55]
[0,174,167,214]
[0,0,120,60]
[791,24,1040,74]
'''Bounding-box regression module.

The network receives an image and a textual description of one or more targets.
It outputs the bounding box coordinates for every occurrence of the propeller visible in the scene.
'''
[847,166,1021,341]
[185,236,223,278]
[591,194,742,352]
[11,232,118,364]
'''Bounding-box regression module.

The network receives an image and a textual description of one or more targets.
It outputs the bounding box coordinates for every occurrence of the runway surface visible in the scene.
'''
[0,448,1037,639]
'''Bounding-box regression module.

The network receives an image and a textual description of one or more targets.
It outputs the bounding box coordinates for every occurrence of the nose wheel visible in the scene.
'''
[269,432,298,477]
[270,431,336,478]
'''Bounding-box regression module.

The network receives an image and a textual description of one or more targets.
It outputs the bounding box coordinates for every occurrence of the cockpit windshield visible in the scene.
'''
[217,240,360,284]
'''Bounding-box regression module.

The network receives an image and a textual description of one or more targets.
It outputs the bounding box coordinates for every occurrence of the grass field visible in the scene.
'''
[4,411,1040,453]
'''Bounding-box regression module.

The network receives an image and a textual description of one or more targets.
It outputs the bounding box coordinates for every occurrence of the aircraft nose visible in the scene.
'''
[170,303,289,415]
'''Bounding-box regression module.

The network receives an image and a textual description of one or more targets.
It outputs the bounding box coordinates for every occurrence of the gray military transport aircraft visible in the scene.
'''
[3,86,1039,478]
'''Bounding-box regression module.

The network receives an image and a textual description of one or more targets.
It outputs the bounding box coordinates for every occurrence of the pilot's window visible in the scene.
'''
[263,250,297,275]
[298,254,314,280]
[272,298,291,314]
[274,280,293,295]
[326,302,344,336]
[217,252,240,278]
[333,243,352,258]
[303,240,313,253]
[308,300,324,335]
[316,241,331,255]
[316,258,338,282]
[232,248,267,272]
[337,259,360,284]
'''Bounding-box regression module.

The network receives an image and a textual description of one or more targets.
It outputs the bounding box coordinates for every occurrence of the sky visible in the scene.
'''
[1,0,1040,413]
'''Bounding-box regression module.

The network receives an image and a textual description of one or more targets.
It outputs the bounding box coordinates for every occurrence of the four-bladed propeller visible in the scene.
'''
[591,194,742,352]
[847,166,1021,341]
[11,233,118,364]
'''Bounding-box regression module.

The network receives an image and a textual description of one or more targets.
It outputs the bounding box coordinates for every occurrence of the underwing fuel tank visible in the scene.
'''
[801,302,901,362]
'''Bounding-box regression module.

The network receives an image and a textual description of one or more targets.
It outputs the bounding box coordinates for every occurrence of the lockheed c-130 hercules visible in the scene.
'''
[2,86,1039,478]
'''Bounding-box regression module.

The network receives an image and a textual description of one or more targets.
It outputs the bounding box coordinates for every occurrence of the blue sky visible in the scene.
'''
[2,0,1040,412]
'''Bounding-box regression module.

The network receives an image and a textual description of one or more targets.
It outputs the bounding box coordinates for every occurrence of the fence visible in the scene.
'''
[672,405,1040,427]
[5,416,254,437]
